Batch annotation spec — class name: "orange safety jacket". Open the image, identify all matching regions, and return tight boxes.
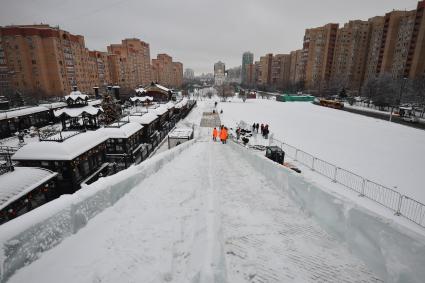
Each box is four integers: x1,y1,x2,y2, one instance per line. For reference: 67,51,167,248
213,128,218,137
220,128,228,140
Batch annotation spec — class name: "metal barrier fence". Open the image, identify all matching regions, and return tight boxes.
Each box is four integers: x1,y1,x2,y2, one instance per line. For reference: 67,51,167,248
269,137,425,228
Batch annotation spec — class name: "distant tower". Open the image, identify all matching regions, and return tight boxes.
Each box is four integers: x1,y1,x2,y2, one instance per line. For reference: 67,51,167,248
241,52,254,85
214,61,225,86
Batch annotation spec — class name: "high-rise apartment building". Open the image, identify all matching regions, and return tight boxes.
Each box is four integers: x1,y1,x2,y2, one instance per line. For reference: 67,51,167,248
246,63,255,87
88,50,111,89
241,51,253,85
375,11,416,78
330,20,370,94
151,54,183,88
364,16,385,82
107,38,151,89
405,0,425,78
258,53,273,86
0,25,93,96
172,62,183,88
214,61,225,86
270,54,291,90
289,49,303,84
302,23,339,92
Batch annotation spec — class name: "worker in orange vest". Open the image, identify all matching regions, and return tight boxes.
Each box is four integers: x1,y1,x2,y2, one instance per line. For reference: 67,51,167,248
220,126,228,144
212,127,218,141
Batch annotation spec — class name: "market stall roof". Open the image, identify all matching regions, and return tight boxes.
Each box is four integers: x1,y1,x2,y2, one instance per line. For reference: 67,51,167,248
130,96,153,103
151,105,168,116
54,106,103,118
122,112,158,125
174,98,188,109
0,106,49,121
65,90,89,101
101,122,143,139
164,101,175,110
0,167,57,210
39,102,68,110
12,130,108,161
154,84,170,92
135,87,146,94
168,127,193,139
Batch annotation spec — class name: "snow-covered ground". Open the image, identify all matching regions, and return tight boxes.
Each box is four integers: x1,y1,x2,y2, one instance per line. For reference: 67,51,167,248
8,131,382,283
4,99,425,283
218,98,425,204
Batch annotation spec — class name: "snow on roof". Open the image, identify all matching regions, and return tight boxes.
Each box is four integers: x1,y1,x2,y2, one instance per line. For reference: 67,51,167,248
174,98,188,109
155,84,170,92
151,105,168,116
130,96,153,102
12,130,108,161
169,127,193,139
88,99,102,106
65,90,89,101
0,167,57,210
39,102,68,109
135,87,146,93
164,101,175,109
101,122,143,139
122,112,158,125
54,106,103,118
0,106,49,121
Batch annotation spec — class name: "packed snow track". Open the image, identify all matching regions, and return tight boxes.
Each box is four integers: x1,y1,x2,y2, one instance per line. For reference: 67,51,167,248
9,133,381,282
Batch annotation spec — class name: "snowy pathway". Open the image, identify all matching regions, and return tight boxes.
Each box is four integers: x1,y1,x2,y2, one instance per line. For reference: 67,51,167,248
10,127,381,283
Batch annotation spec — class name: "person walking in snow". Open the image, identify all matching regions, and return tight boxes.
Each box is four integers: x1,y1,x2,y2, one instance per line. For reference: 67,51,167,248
255,123,259,133
260,124,264,136
264,124,269,139
220,126,227,144
252,123,256,133
212,127,218,141
236,127,241,140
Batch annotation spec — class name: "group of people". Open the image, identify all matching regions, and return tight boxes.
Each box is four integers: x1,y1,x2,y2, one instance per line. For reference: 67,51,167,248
252,123,270,139
212,125,228,144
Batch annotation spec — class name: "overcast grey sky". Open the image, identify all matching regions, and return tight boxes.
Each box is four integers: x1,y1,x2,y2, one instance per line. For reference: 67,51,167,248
0,0,419,75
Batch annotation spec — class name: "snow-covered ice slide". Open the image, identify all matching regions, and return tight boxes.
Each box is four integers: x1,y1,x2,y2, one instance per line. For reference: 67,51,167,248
9,137,382,282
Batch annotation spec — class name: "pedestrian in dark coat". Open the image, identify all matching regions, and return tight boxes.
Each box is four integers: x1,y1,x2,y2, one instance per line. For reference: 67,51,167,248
260,124,264,135
255,123,259,133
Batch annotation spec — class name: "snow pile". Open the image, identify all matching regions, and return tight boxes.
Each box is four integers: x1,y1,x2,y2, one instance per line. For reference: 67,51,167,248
0,140,196,282
229,141,425,283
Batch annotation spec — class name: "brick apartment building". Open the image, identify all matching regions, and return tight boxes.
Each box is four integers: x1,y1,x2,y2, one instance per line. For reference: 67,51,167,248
107,38,152,89
151,54,183,88
0,24,184,99
302,23,339,93
330,20,370,95
0,25,94,97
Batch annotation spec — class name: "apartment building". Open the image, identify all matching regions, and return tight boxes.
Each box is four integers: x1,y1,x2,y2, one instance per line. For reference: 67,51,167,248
270,54,291,90
172,62,183,88
289,49,303,84
405,0,425,78
88,50,111,89
107,38,151,89
364,16,385,82
0,25,93,97
151,54,183,88
330,20,370,94
241,51,254,85
258,53,273,87
302,23,339,92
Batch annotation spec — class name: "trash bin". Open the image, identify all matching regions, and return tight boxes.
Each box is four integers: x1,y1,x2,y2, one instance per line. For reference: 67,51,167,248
265,146,285,164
